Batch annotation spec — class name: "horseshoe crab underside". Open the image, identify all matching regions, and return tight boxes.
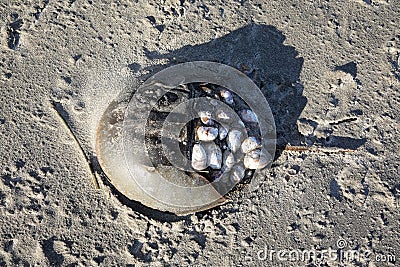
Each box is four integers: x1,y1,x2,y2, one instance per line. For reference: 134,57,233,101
95,62,276,215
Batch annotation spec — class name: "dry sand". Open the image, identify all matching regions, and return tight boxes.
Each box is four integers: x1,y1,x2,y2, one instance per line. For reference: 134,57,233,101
0,0,399,266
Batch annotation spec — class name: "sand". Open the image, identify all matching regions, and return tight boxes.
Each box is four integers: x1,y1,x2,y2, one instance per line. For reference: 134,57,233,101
0,0,399,266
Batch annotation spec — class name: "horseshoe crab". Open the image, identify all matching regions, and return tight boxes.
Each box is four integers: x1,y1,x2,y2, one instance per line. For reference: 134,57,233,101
96,62,276,215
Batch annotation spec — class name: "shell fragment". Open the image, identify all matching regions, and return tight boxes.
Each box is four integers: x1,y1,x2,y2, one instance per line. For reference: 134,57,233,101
230,164,245,184
203,142,222,169
197,126,218,141
198,111,213,125
223,150,235,172
191,143,208,170
244,149,271,169
219,125,228,140
227,129,243,153
241,137,262,154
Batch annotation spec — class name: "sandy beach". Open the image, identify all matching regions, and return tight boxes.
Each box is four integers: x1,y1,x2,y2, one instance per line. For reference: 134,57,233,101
0,0,399,266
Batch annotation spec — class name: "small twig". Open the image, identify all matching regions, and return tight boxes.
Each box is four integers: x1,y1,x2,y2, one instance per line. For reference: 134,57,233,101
278,145,355,154
328,117,357,126
49,100,100,189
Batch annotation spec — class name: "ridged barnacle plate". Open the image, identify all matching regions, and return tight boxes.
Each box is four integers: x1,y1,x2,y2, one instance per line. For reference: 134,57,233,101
96,61,276,215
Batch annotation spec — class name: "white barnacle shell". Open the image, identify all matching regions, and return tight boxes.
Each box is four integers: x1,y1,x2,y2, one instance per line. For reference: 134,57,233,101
241,137,262,154
227,129,243,153
198,111,213,125
220,89,234,105
223,150,235,172
244,149,272,170
203,142,222,169
230,164,245,184
239,109,258,123
219,125,229,140
191,143,208,170
197,126,218,141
